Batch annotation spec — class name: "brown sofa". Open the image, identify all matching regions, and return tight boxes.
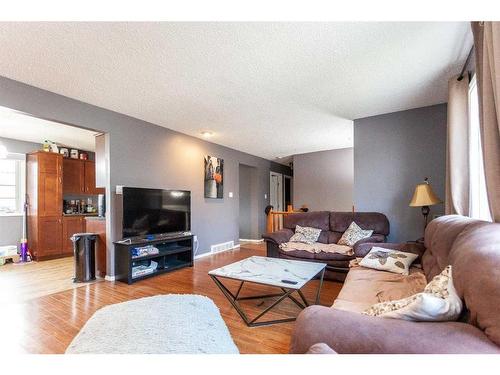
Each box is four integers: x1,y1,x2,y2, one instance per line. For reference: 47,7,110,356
290,215,500,354
262,211,390,281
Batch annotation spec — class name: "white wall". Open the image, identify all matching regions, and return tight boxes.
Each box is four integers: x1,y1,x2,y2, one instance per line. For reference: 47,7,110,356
293,148,354,212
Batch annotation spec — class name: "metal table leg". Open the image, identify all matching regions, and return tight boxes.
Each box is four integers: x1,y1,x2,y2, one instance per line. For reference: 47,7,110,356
210,267,327,327
315,268,326,305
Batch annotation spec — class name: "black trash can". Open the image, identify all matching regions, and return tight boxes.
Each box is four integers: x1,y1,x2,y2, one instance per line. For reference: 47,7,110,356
71,232,97,282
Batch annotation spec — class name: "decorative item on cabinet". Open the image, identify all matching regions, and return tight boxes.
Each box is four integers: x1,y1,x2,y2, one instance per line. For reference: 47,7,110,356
60,148,69,157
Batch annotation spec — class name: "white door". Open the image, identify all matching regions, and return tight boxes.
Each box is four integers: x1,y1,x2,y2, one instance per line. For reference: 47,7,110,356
270,172,283,211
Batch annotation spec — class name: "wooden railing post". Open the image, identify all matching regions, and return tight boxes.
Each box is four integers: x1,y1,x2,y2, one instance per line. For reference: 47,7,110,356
266,208,274,233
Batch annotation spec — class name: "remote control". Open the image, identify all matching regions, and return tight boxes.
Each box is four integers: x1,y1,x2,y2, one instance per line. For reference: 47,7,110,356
281,279,298,285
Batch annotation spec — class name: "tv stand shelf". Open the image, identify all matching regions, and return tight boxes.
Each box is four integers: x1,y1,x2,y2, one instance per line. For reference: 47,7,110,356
114,234,194,284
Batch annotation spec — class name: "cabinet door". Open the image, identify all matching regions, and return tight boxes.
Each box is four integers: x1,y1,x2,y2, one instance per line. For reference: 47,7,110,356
63,158,84,194
84,161,104,194
38,216,63,257
38,152,61,174
39,172,62,217
62,216,84,254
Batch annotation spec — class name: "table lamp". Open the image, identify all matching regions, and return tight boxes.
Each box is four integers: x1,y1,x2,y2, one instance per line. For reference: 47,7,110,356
409,177,442,233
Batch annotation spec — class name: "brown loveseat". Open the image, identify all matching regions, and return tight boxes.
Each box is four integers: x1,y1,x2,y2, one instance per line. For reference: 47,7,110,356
262,211,390,281
290,215,500,354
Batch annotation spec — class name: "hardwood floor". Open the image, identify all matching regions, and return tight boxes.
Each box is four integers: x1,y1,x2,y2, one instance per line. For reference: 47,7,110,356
0,243,342,354
0,256,101,304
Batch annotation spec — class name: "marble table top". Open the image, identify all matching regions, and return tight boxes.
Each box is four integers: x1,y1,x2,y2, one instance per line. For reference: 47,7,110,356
208,256,326,290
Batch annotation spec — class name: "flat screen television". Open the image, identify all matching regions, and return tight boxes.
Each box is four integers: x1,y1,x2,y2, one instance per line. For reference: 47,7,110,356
122,187,191,238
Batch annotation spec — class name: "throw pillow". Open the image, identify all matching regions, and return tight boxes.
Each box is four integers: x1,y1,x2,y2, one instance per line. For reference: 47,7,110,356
363,265,463,322
289,225,322,245
359,247,418,275
337,221,373,246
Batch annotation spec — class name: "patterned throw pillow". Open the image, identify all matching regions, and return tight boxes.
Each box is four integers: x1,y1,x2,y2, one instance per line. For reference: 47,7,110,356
337,221,373,246
359,247,418,275
363,265,463,322
289,225,322,245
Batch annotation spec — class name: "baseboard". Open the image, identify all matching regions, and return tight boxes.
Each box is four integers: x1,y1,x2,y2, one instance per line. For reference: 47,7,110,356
194,244,241,260
104,275,116,281
239,238,264,243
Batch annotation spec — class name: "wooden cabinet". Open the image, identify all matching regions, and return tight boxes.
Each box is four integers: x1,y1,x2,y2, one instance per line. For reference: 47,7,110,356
84,160,104,194
62,216,84,255
63,159,104,195
27,152,105,261
38,216,63,257
63,158,85,194
27,152,64,260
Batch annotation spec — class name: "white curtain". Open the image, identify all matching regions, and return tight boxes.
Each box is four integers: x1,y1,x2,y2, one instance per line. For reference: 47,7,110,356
445,75,470,216
471,21,500,222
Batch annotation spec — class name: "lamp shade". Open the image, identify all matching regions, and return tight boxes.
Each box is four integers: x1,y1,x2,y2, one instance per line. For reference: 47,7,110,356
409,182,441,207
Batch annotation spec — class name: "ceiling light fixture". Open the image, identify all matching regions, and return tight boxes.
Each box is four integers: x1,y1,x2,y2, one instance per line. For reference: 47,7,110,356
200,131,213,138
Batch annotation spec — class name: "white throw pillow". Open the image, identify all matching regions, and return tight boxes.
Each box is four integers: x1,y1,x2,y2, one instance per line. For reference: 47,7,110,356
290,225,321,245
289,225,322,245
359,247,418,275
363,265,463,322
337,221,373,247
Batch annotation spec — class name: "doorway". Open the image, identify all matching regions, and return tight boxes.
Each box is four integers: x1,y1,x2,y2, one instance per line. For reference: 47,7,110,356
239,164,259,241
270,171,283,211
284,175,293,210
0,105,109,302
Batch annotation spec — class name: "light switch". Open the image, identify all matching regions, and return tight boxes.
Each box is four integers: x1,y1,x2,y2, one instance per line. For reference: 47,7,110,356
116,185,123,194
264,193,267,199
228,192,233,198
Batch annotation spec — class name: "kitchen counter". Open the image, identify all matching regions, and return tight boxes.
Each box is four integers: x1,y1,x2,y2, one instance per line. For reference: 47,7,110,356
84,216,106,221
63,213,99,217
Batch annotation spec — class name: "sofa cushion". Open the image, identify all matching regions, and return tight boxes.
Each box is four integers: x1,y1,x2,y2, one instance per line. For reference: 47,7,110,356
278,247,353,262
448,219,500,347
330,212,389,236
326,231,342,244
338,221,373,246
363,265,463,322
332,266,427,313
289,225,322,244
359,247,419,275
422,215,475,280
283,211,330,231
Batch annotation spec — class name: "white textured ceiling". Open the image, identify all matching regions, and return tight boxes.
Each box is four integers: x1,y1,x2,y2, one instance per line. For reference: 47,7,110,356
0,22,472,161
0,106,98,151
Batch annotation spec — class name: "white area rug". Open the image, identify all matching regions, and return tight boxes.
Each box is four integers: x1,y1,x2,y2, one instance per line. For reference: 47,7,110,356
66,294,239,354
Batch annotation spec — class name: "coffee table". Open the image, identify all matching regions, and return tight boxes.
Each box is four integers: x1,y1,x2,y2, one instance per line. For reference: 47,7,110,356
209,256,326,327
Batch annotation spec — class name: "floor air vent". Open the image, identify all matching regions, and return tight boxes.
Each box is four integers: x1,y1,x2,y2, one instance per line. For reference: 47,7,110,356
210,241,235,254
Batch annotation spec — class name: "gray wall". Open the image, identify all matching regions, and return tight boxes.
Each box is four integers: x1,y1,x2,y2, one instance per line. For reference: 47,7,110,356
354,104,447,242
0,137,40,246
0,76,284,275
293,148,354,212
238,164,259,240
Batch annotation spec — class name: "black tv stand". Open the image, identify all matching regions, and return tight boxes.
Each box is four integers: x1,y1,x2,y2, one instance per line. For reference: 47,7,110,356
114,233,194,284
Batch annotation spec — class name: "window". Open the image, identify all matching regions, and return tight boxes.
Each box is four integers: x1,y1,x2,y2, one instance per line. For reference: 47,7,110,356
0,154,25,215
468,75,492,221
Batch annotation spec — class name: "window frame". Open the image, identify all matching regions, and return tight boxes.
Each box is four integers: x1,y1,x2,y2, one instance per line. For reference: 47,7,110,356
0,153,26,216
